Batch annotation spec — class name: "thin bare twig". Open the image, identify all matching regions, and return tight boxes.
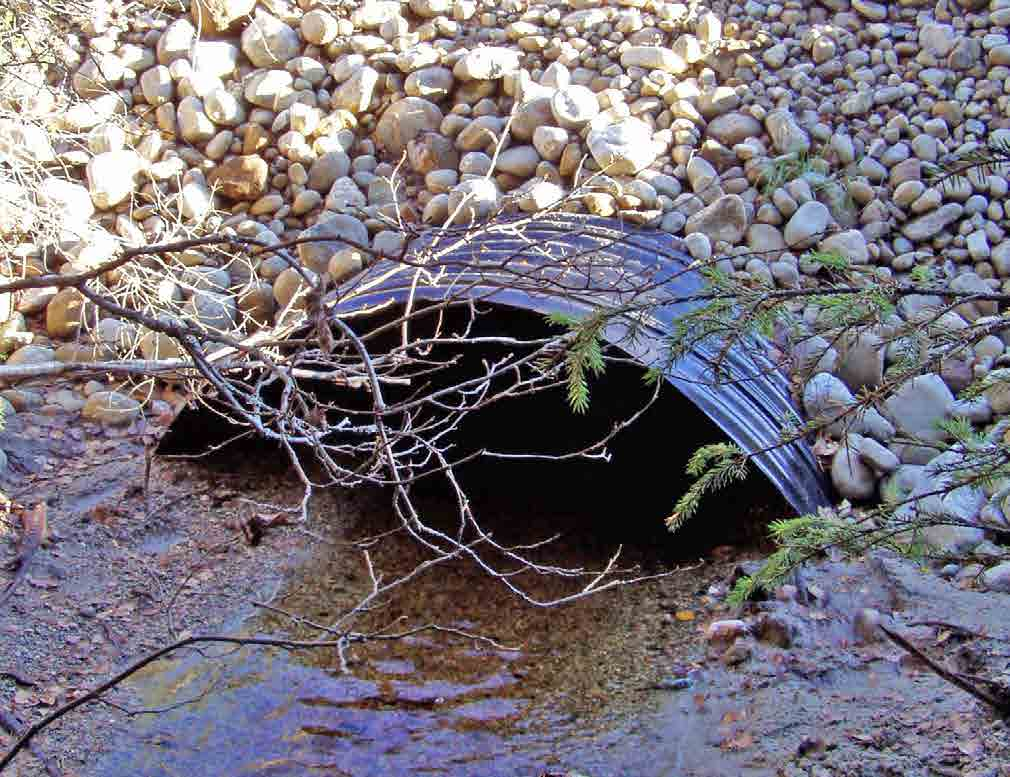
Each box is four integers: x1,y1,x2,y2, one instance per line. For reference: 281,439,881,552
879,624,1010,715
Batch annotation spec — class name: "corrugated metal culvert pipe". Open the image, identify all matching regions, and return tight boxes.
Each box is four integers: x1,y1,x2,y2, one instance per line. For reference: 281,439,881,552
331,213,832,518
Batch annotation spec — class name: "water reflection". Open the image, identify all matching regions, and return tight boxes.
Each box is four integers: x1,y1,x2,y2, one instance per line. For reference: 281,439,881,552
96,626,639,776
116,647,544,775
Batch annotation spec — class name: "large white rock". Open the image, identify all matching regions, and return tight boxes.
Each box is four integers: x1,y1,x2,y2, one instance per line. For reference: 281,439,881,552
73,53,126,99
765,110,811,155
447,178,502,225
178,70,225,101
273,266,317,310
550,85,600,129
325,178,367,212
784,201,832,249
241,11,301,68
586,117,657,175
509,96,552,141
919,22,956,57
332,66,379,113
453,47,522,80
69,225,120,271
620,46,688,74
982,562,1010,593
177,96,217,143
405,66,454,100
895,451,986,551
0,181,34,236
410,0,452,16
684,194,748,244
883,374,955,464
156,19,196,65
308,151,352,192
350,1,402,29
819,229,869,265
204,88,246,125
397,45,442,73
38,178,95,227
517,180,566,212
830,435,878,501
533,126,568,162
57,94,126,133
86,150,146,210
375,97,444,155
186,290,237,331
243,69,295,110
301,9,339,45
180,173,214,221
686,156,719,195
140,65,173,106
901,203,963,242
706,112,762,146
495,145,540,177
0,118,55,164
696,11,722,44
328,248,365,282
191,41,241,80
672,34,704,64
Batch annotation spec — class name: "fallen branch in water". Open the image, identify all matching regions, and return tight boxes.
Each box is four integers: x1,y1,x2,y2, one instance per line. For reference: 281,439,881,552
905,620,1010,642
879,624,1010,715
0,633,345,771
0,619,517,771
0,711,61,777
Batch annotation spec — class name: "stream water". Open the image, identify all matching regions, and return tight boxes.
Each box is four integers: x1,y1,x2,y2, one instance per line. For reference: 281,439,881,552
89,483,769,777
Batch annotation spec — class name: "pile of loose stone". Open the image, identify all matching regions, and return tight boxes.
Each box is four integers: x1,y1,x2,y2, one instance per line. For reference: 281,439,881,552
4,0,1010,579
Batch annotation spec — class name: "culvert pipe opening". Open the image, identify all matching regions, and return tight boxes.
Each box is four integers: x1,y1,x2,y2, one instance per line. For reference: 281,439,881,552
159,302,819,563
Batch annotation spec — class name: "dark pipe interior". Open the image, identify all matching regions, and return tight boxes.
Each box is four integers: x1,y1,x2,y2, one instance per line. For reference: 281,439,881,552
159,307,788,562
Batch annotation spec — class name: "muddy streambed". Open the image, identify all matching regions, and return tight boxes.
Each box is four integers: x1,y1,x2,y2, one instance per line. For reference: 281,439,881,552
84,472,1010,777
